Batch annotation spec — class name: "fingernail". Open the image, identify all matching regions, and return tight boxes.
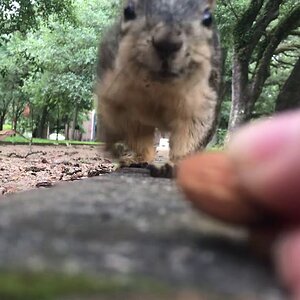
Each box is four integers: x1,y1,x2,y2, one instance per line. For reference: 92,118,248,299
228,113,300,165
227,112,300,217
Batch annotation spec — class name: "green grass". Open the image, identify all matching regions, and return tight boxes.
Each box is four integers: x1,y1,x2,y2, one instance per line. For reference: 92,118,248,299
0,272,169,300
207,146,223,151
3,124,12,130
2,135,102,146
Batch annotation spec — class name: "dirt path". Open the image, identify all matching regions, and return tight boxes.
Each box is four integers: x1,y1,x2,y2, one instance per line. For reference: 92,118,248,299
0,144,114,195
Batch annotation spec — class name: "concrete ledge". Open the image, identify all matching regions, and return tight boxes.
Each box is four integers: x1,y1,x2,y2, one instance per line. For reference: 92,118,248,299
0,171,285,299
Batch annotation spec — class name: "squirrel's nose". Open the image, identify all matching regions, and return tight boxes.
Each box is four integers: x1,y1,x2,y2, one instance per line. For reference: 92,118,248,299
152,37,183,59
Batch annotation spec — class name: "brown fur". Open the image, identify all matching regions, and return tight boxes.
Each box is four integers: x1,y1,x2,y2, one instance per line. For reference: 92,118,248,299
96,0,222,164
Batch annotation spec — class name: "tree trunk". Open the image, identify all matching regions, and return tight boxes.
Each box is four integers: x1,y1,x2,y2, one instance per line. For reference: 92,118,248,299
36,105,48,139
71,103,79,140
276,57,300,112
0,114,5,131
12,109,19,132
228,52,252,133
13,118,17,132
65,122,70,140
11,98,15,130
56,107,60,141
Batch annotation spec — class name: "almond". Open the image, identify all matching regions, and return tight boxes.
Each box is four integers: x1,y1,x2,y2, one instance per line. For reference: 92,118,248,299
177,152,270,226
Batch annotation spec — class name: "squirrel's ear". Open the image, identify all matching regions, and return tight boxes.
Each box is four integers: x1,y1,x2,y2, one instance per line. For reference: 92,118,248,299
207,0,216,9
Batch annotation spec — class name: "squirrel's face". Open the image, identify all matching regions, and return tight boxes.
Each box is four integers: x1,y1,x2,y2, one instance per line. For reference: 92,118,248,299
118,0,216,82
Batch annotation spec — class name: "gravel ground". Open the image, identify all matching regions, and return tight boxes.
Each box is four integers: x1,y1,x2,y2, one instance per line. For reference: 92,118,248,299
0,144,114,195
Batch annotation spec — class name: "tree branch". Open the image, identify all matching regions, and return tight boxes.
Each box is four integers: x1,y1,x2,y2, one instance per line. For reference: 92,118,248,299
247,0,284,55
251,5,300,101
236,0,284,61
290,30,300,37
273,57,295,67
234,0,265,52
274,44,300,55
220,0,239,19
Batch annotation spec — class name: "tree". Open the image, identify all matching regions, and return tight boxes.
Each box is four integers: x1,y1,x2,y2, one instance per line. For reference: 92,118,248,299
0,34,30,130
215,0,300,137
0,0,74,36
227,0,300,133
18,0,117,138
22,21,96,138
0,0,75,132
275,56,300,112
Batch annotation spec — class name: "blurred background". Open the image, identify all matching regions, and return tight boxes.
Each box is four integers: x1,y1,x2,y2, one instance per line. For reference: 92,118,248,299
0,0,299,145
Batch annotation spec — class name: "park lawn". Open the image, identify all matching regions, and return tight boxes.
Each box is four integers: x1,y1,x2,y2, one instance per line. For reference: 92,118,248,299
0,272,169,300
3,124,13,130
2,135,101,146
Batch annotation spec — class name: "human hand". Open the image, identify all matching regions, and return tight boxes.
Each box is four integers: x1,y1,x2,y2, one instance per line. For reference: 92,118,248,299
177,110,300,298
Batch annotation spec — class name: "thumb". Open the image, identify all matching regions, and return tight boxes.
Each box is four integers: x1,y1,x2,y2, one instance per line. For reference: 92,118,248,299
227,111,300,222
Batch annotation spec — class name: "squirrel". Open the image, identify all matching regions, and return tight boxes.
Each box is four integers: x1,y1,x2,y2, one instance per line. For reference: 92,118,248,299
96,0,222,175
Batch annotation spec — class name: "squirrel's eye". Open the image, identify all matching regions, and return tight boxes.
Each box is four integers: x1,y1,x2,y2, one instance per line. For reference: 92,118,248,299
202,9,213,27
124,2,136,21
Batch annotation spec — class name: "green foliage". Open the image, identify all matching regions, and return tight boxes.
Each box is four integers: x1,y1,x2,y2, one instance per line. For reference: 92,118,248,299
0,33,30,129
22,19,97,126
2,135,101,145
0,0,117,138
219,101,231,129
3,124,12,130
0,0,299,144
215,0,249,48
215,128,227,147
0,0,74,35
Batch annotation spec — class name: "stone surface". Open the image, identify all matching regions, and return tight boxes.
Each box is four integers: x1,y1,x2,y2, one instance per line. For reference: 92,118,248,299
0,169,285,299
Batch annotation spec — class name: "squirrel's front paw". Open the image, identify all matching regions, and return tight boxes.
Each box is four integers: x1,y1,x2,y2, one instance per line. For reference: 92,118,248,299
120,162,149,169
147,163,176,179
